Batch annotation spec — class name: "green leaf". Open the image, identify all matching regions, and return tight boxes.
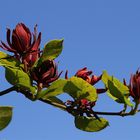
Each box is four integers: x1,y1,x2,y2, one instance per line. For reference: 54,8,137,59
38,77,97,102
102,71,133,106
37,39,63,66
64,77,97,102
75,116,109,132
0,51,21,68
0,106,13,131
5,67,36,94
37,79,67,99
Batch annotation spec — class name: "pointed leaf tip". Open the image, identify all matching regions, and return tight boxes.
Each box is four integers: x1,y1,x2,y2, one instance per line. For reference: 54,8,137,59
37,39,64,66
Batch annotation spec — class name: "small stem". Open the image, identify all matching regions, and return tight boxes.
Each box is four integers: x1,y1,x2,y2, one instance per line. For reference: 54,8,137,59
37,83,43,92
93,111,130,116
129,100,139,115
67,108,134,117
39,98,67,110
0,86,16,96
1,86,66,110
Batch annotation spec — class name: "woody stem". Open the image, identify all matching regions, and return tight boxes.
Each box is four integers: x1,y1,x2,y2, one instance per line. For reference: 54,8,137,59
0,86,16,96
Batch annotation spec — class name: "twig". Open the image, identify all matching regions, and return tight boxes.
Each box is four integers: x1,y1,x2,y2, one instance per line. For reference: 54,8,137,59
0,86,16,96
39,98,67,110
93,111,130,116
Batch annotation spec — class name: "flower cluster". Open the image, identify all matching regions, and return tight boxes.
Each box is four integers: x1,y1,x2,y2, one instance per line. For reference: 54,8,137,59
1,22,140,133
0,23,60,89
0,23,41,69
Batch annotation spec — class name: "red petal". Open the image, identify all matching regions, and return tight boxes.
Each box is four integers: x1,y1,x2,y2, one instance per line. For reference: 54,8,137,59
31,32,41,51
1,41,16,52
6,28,12,47
15,23,31,49
12,32,23,53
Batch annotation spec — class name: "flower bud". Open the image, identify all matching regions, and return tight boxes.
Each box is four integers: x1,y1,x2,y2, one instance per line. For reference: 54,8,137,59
75,67,101,85
129,70,140,103
31,60,62,88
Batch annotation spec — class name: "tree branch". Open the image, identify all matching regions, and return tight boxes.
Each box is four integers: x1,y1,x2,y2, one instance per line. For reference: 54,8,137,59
39,98,67,110
0,87,138,117
93,111,130,116
0,86,16,96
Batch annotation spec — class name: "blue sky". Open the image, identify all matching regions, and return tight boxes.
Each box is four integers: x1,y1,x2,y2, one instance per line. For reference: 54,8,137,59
0,0,140,139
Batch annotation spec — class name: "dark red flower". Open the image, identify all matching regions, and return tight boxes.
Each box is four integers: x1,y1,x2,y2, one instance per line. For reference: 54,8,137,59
65,99,97,118
75,67,101,85
22,25,41,68
0,23,41,66
129,70,140,103
31,60,62,88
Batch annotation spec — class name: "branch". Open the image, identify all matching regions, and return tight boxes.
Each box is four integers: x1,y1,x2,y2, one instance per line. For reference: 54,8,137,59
93,111,130,116
0,86,16,96
39,98,67,110
67,108,137,117
0,87,138,117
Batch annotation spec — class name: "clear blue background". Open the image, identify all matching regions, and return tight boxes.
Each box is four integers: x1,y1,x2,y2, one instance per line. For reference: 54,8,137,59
0,0,140,139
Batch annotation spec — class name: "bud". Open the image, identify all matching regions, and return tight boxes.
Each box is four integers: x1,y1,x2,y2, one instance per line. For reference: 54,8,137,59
75,67,101,85
129,70,140,103
31,60,62,88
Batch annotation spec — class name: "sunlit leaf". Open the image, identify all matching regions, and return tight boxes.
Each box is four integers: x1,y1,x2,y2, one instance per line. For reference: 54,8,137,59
0,51,21,68
37,79,67,99
0,106,13,131
75,116,109,132
37,39,63,66
64,77,97,102
5,67,36,94
102,71,133,106
38,77,97,102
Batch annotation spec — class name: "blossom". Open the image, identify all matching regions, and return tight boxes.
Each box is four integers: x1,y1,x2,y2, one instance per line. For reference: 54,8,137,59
0,23,41,66
65,99,97,118
22,25,41,68
75,67,101,85
31,60,62,88
129,70,140,103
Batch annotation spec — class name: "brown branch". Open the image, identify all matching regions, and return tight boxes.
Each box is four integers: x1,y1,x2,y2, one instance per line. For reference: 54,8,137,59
0,87,138,117
93,111,130,116
66,107,136,117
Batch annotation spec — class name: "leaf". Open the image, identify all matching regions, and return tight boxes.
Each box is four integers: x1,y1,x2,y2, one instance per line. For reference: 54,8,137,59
5,67,36,94
0,106,13,131
64,77,97,102
75,116,109,132
0,51,21,68
37,79,67,99
102,71,133,106
37,39,63,66
38,77,97,102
